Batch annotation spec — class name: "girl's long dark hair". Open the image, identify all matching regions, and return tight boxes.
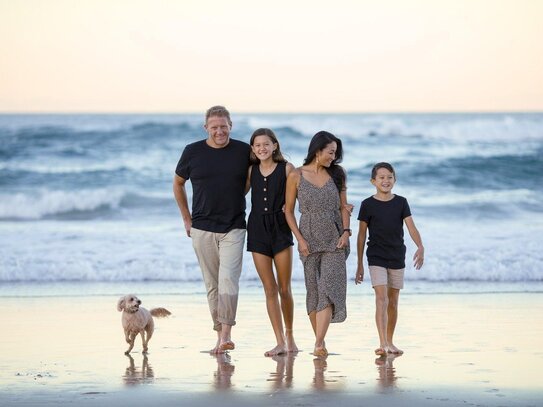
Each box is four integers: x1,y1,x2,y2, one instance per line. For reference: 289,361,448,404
303,130,345,192
249,128,287,164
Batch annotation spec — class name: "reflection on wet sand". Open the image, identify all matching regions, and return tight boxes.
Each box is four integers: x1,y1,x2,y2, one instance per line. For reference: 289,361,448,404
212,353,235,390
267,354,295,390
375,353,401,391
312,356,346,392
312,356,328,391
123,354,154,386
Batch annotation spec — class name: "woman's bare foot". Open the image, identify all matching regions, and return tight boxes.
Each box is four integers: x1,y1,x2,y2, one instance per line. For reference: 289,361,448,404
264,344,287,357
387,343,403,354
313,346,328,357
285,330,299,353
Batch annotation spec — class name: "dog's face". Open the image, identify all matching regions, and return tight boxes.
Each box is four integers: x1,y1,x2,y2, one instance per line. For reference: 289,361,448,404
117,294,142,313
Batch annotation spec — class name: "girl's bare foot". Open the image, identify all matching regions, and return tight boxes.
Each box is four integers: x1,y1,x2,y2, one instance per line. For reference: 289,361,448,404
374,347,387,356
264,344,287,357
285,329,299,353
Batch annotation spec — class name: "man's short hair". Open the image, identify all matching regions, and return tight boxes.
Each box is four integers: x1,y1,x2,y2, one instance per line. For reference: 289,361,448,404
205,105,232,126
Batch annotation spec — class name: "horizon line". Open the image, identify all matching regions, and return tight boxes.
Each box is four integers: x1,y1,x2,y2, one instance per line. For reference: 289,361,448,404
1,109,542,115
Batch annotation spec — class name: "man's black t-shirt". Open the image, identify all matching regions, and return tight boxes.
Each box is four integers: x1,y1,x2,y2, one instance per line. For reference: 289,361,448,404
175,139,250,233
357,195,412,269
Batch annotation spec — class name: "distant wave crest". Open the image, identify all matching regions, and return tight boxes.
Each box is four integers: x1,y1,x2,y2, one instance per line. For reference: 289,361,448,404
0,189,127,219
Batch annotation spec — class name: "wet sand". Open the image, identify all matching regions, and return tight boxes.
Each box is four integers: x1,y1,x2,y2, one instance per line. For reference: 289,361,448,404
1,282,542,406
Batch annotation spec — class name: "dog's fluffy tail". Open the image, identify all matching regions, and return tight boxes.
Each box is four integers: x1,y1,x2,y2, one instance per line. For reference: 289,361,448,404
150,308,172,318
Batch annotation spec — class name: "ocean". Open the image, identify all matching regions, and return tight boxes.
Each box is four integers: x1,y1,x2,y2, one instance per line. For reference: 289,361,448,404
1,113,542,291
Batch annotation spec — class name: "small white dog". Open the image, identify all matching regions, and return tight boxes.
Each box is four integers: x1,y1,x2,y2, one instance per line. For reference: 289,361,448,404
117,294,171,354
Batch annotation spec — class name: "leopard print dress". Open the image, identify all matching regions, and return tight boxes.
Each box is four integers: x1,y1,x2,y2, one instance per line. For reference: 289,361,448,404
297,174,347,323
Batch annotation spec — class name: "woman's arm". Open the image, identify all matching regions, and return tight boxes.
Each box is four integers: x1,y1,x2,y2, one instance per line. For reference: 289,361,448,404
337,186,350,249
337,169,350,249
284,168,310,257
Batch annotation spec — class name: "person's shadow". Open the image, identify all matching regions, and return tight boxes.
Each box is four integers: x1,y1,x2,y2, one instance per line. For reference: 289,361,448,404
375,353,401,391
123,354,154,386
267,354,295,390
212,353,235,390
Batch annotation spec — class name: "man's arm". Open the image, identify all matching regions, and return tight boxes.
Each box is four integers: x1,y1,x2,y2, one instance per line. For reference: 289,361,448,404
173,174,192,237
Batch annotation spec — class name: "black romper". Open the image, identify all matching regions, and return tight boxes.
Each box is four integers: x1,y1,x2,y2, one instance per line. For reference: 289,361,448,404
247,161,294,257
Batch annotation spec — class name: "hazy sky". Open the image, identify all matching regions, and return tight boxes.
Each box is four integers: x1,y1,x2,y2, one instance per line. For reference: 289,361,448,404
1,0,542,112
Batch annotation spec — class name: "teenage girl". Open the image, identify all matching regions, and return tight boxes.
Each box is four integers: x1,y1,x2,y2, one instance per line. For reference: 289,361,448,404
246,128,298,356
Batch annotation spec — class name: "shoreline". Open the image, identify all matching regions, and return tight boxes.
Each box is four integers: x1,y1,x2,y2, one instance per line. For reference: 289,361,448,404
1,280,542,298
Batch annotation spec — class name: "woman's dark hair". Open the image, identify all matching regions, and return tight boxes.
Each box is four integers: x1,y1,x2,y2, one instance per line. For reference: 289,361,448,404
371,162,395,179
249,128,287,164
303,130,345,191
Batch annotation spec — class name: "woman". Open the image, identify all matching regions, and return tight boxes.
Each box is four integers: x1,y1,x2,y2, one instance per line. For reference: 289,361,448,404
284,130,351,357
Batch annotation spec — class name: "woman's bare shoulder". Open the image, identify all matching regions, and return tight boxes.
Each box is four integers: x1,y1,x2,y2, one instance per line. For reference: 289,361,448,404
285,161,296,175
287,166,302,182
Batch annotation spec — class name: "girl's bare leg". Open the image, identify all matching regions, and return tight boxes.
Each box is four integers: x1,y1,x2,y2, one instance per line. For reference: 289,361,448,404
274,247,298,352
253,252,287,356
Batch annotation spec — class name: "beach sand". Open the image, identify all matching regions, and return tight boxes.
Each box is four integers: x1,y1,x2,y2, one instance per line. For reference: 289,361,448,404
1,281,542,407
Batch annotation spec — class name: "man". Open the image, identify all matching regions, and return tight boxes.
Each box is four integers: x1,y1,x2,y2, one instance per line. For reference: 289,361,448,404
173,105,250,354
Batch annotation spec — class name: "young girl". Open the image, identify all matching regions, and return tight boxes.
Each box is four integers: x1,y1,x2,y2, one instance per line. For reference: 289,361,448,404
355,162,424,356
246,128,298,356
284,131,351,357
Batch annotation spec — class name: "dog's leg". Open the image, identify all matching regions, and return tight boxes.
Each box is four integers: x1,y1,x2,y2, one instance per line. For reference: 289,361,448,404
125,333,136,355
142,326,153,353
139,332,146,354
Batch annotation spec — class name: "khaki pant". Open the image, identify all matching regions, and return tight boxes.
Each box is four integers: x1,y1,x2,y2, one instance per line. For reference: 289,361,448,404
191,228,245,331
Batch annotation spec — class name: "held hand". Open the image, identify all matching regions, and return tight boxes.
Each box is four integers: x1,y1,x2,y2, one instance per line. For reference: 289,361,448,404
355,265,364,284
343,203,354,216
336,232,349,249
413,247,424,270
298,239,310,257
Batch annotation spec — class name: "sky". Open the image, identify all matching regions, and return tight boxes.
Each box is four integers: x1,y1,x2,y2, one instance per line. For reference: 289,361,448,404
1,0,542,113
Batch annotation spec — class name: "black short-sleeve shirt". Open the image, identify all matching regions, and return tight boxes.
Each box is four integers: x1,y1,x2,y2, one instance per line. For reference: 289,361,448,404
175,139,250,233
357,195,412,269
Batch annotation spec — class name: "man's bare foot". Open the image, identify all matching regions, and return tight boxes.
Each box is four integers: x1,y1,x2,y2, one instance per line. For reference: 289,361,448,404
387,344,403,354
210,345,226,354
219,340,235,351
264,344,287,357
285,330,299,353
209,337,221,354
209,336,229,354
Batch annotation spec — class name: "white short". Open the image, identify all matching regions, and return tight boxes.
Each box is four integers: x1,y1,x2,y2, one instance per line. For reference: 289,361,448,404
369,265,405,289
